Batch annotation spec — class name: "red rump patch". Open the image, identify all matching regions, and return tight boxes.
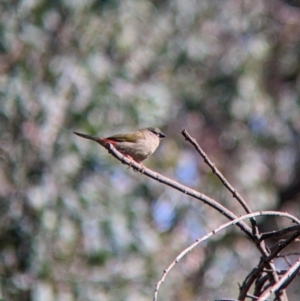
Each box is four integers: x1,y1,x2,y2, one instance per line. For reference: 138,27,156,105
99,138,117,145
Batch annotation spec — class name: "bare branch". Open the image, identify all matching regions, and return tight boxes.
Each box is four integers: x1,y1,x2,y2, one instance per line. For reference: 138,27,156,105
260,225,300,241
181,129,252,215
153,211,300,301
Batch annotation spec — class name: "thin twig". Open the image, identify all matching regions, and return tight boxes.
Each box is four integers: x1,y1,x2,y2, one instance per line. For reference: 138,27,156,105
278,252,300,258
181,129,252,215
260,225,300,241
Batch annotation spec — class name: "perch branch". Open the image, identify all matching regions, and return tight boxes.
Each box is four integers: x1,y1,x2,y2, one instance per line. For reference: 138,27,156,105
105,143,253,237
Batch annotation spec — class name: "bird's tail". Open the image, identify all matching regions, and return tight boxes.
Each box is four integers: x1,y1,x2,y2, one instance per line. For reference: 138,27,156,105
73,132,101,143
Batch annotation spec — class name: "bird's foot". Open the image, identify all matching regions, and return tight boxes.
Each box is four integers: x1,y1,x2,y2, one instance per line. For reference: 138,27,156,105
138,163,145,173
123,156,144,173
125,156,133,169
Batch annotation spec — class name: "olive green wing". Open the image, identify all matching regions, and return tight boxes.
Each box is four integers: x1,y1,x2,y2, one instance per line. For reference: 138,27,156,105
106,130,145,143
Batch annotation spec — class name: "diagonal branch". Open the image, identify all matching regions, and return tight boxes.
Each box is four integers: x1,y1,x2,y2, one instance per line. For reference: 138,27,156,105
260,225,300,241
105,143,253,237
181,129,252,215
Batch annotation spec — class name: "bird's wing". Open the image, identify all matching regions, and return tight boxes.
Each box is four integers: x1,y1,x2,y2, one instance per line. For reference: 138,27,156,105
106,130,145,143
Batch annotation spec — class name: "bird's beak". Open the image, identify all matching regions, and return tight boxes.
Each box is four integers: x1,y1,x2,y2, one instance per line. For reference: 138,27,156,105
159,132,166,138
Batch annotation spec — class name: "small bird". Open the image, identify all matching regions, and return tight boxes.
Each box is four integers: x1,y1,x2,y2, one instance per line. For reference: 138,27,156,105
73,127,166,163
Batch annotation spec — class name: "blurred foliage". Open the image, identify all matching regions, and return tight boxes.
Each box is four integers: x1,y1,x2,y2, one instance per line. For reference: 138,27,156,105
0,0,300,300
